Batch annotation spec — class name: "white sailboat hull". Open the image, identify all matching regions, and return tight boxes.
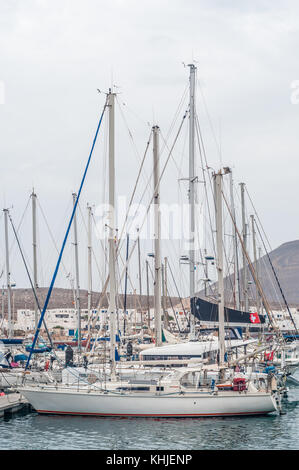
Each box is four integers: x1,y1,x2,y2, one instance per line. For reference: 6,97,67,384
20,386,278,418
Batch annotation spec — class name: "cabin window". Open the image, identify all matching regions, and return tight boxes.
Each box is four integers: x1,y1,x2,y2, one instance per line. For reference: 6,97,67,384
116,386,150,391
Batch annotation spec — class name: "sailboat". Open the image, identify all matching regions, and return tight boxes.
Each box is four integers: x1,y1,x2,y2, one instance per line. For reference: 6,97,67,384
19,75,279,417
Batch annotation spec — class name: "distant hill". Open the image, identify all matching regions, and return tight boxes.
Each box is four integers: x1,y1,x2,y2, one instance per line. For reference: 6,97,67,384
2,240,299,315
0,287,180,314
254,240,299,307
197,240,299,309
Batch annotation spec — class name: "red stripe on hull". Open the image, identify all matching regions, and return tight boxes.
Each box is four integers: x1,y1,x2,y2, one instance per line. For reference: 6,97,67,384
36,409,272,417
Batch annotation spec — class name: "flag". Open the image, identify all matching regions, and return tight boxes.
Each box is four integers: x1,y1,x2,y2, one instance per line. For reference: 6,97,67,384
249,312,261,324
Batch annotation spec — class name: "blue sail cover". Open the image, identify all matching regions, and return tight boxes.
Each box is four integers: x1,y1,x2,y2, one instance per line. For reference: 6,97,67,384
191,297,266,325
25,345,52,353
1,338,24,345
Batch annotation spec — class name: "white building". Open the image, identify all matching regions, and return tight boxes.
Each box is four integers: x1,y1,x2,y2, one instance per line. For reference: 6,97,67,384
14,308,102,333
1,306,190,336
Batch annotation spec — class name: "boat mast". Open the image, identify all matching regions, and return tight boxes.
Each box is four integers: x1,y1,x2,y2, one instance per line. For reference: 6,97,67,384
188,63,197,340
107,89,117,377
251,214,261,315
137,228,143,337
240,182,249,311
87,204,93,322
162,256,170,330
146,259,150,331
31,189,39,330
258,246,262,316
228,171,240,310
214,170,226,371
3,209,12,338
72,192,81,352
123,233,129,336
153,124,162,347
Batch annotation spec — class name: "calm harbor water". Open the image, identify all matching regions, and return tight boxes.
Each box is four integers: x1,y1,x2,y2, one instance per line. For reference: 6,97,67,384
1,382,299,450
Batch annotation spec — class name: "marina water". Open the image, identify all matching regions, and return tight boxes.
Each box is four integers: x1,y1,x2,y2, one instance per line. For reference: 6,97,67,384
1,373,299,450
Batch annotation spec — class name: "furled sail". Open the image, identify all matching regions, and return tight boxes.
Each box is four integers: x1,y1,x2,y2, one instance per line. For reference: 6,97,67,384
191,297,266,325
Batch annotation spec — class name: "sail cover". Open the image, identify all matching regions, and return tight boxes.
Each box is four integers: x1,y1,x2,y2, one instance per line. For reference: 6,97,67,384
191,297,266,325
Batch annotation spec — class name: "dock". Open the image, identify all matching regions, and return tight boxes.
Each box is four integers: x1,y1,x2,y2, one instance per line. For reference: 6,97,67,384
0,393,28,417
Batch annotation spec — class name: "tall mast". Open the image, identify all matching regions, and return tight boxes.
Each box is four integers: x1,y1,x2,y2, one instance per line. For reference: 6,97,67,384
188,63,196,340
146,259,150,331
251,214,261,315
31,189,39,330
153,125,162,347
1,286,4,330
87,204,93,319
240,183,249,311
161,262,165,327
123,233,129,335
3,209,12,338
214,171,226,370
137,228,142,299
258,247,262,316
107,89,117,377
137,228,143,337
162,256,169,330
72,192,81,352
228,171,240,310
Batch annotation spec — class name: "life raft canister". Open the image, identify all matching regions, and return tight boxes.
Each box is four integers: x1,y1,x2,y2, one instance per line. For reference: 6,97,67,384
233,377,247,391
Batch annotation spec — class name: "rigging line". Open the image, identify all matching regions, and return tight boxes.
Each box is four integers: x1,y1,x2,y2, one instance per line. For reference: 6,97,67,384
91,212,109,306
37,198,74,289
123,234,129,335
117,246,143,313
154,82,189,161
222,190,283,339
85,275,110,351
157,85,189,172
197,78,222,161
115,87,188,275
195,114,218,297
120,98,185,250
116,97,152,189
36,202,44,288
147,258,155,283
243,187,287,313
0,196,31,275
86,109,188,347
100,112,108,223
228,177,241,308
118,110,189,287
220,184,235,299
254,219,298,335
258,254,285,313
147,132,187,276
85,268,117,351
116,256,124,311
244,186,273,252
178,118,189,173
165,283,181,333
165,83,189,142
159,130,182,175
195,114,217,257
77,202,105,287
8,212,54,350
25,98,108,370
167,260,188,320
116,130,152,252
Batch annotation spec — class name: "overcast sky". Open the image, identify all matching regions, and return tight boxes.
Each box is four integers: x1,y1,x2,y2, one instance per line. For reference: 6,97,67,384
1,0,299,296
